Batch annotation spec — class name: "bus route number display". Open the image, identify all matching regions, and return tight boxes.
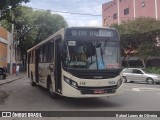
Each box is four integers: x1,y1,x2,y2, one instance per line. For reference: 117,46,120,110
70,29,114,37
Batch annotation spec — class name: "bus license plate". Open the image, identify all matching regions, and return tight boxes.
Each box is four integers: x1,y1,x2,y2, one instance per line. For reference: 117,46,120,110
94,90,105,94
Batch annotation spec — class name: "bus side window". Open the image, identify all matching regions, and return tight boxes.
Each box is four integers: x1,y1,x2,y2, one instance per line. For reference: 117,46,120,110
43,44,50,63
50,40,54,62
29,52,32,63
30,51,35,63
33,50,35,63
39,48,43,63
28,52,31,63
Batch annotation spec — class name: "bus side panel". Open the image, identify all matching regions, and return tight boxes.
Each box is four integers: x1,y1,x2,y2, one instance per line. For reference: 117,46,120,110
29,63,36,82
38,63,50,88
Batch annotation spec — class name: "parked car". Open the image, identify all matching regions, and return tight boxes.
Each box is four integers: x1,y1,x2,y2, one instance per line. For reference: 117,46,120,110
121,68,160,84
0,67,7,80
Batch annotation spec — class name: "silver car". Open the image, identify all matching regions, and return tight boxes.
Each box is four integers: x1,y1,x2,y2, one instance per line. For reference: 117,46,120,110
121,68,160,84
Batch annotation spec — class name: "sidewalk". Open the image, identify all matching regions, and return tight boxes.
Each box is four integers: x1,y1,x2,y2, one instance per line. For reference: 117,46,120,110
0,72,27,86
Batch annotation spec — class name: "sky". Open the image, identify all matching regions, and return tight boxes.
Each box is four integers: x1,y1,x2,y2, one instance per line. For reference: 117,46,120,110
23,0,111,27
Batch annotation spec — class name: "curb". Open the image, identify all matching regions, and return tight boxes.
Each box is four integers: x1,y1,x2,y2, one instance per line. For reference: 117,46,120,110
0,75,27,86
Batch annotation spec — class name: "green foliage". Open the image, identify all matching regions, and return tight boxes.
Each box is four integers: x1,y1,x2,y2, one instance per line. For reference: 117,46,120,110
146,67,160,74
137,43,155,68
17,6,68,56
138,43,154,57
0,0,29,20
112,17,160,35
0,20,11,32
1,6,68,61
111,17,160,68
32,10,67,44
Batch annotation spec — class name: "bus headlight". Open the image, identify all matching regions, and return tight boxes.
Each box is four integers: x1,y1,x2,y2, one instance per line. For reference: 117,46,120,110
64,76,78,89
117,78,123,88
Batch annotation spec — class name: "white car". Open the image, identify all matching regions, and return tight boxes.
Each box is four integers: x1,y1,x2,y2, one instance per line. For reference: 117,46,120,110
121,68,160,84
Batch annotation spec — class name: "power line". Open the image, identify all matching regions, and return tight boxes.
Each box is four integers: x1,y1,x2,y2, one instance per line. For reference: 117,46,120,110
31,7,135,19
32,7,102,16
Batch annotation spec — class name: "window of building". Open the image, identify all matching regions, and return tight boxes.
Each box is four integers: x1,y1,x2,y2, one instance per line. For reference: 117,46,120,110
124,8,129,15
141,0,145,7
113,13,117,19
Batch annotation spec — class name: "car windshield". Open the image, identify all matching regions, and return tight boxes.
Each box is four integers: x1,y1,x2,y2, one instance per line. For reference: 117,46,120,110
63,40,121,70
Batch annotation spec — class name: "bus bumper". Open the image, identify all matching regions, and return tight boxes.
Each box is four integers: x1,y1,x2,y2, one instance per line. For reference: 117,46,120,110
61,82,124,98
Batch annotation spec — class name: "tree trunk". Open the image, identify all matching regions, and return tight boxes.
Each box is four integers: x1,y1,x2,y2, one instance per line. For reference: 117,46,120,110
142,58,146,68
127,57,130,68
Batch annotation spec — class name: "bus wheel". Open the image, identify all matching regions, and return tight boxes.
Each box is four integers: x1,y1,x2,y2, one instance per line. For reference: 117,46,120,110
31,72,36,86
48,81,59,99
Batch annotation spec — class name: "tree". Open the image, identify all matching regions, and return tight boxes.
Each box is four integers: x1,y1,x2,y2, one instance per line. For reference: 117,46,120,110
32,10,67,44
137,43,154,68
0,0,29,20
111,17,160,68
1,6,68,70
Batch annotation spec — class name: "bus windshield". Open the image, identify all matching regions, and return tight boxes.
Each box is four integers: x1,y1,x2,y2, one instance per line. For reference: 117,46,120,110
63,40,121,70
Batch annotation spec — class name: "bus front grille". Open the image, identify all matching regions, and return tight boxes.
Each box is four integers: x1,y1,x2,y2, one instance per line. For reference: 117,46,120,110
78,85,117,94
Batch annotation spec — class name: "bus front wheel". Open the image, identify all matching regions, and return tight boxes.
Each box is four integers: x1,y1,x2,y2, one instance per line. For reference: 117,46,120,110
48,80,59,99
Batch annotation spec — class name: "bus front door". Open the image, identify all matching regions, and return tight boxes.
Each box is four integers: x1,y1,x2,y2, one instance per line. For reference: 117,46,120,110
55,39,62,93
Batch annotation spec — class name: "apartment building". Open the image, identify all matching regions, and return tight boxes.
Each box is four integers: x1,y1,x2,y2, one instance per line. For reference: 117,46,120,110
102,0,160,26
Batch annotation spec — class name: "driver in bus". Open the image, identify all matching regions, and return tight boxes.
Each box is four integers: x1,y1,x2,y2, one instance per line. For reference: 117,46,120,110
74,46,87,61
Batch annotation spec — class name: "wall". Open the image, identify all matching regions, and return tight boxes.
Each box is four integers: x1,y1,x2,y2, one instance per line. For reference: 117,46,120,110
0,42,7,67
0,27,8,68
135,0,155,18
102,0,160,26
0,27,8,40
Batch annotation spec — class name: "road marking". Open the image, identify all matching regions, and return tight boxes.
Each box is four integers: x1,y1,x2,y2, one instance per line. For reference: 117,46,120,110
132,88,140,92
125,87,160,92
138,88,160,92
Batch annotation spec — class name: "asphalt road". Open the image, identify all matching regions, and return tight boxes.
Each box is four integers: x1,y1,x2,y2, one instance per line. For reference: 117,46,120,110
0,77,160,119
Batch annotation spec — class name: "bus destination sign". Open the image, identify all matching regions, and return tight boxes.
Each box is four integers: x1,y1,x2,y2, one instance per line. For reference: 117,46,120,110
66,29,116,38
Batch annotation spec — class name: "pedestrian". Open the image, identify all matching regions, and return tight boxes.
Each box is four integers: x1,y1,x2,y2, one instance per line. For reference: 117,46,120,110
16,65,20,76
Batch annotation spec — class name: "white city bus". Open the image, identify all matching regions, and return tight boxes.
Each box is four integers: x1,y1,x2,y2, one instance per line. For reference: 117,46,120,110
27,27,123,98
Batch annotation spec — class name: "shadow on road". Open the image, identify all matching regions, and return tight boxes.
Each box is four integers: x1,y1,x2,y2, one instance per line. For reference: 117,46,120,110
36,86,124,109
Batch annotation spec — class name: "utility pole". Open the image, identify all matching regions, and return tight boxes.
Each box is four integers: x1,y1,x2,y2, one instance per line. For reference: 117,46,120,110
133,0,136,20
10,23,14,74
117,0,120,25
155,0,158,20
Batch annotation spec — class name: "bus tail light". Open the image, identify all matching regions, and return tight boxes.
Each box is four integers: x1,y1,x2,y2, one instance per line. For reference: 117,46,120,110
64,76,78,89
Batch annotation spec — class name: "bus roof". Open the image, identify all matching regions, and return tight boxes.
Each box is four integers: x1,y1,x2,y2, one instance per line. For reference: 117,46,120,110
27,27,119,53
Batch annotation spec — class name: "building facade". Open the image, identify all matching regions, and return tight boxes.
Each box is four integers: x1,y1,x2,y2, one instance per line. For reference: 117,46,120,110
0,27,10,68
0,26,21,74
102,0,160,26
